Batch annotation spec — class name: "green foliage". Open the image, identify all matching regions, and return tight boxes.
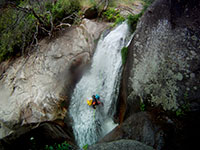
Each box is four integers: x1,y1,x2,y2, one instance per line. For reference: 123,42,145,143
0,0,153,62
114,16,125,25
52,0,70,21
83,144,88,150
121,47,128,65
184,92,188,100
103,8,125,26
103,8,118,21
176,92,190,117
127,13,142,33
181,103,190,112
89,0,96,7
52,0,80,23
0,8,36,62
127,0,154,33
45,141,71,150
140,102,145,111
0,0,81,62
176,108,184,117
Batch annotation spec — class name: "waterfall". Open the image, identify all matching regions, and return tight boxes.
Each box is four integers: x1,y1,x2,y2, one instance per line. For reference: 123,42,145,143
69,22,131,147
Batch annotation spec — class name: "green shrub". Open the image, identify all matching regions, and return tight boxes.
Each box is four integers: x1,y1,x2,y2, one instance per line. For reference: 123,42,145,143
127,13,142,33
52,0,80,23
176,108,184,117
127,0,154,33
103,8,118,21
140,102,145,111
45,141,71,150
0,0,81,62
175,92,190,117
103,8,125,25
89,0,96,7
121,47,128,65
0,8,36,62
83,144,88,150
114,15,125,25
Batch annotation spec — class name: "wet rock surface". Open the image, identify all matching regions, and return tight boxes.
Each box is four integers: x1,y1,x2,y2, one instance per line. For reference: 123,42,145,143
0,19,108,139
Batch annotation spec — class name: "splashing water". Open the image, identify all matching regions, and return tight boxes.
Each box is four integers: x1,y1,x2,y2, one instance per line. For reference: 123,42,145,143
69,22,131,147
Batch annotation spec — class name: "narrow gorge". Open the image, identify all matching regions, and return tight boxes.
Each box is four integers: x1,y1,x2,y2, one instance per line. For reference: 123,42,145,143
0,0,199,150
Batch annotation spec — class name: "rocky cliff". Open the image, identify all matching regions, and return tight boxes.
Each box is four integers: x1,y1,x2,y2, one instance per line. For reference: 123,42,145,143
123,0,200,115
0,19,108,139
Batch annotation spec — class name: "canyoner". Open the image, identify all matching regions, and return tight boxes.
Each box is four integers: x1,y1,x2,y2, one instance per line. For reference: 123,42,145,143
87,94,103,109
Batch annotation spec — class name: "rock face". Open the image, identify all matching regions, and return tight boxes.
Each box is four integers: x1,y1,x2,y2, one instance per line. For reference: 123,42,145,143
99,112,164,149
0,122,77,150
0,19,108,138
118,0,200,119
111,0,200,149
88,139,154,150
118,0,144,17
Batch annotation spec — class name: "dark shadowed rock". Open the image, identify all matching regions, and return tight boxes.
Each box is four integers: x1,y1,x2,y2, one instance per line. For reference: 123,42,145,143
0,121,77,150
84,7,98,19
88,139,154,150
99,112,164,149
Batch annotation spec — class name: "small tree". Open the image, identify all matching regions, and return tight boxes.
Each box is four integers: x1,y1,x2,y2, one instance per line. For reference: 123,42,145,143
0,0,81,62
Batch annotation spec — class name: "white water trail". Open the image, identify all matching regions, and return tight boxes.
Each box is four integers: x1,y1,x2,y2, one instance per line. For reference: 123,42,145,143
69,22,130,147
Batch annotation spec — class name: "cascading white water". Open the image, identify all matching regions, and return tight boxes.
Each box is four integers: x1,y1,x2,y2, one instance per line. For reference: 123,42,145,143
69,22,131,147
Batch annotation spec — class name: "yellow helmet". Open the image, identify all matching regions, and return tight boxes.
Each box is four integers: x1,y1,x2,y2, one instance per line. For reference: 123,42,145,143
87,99,93,106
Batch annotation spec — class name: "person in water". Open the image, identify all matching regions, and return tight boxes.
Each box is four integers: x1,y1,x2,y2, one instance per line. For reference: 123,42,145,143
92,94,102,109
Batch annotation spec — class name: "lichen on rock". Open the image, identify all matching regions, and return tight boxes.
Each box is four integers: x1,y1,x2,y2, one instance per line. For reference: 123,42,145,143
122,0,200,115
129,20,181,110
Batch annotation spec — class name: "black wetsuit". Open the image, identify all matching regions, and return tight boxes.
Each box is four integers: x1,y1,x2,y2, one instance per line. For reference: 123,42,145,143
92,96,98,109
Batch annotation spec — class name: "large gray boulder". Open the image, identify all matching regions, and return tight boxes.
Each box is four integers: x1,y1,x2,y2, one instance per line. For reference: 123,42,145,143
88,139,154,150
118,0,200,119
0,19,108,138
98,112,164,149
114,0,200,149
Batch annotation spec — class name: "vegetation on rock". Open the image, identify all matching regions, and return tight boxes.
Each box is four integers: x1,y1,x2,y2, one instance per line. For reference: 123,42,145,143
121,47,128,65
102,8,125,25
45,141,73,150
0,0,81,62
0,0,151,63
